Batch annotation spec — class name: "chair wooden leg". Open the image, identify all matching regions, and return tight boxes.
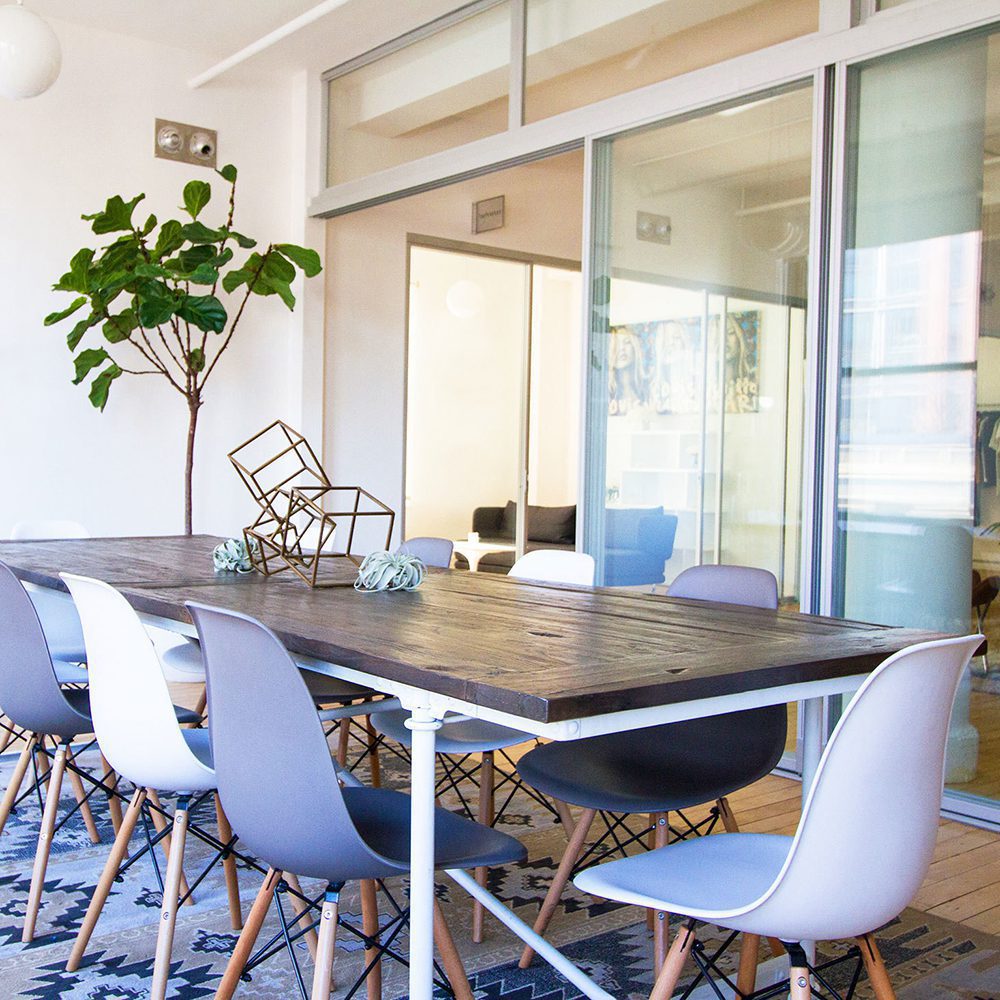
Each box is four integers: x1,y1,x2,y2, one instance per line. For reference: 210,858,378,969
858,934,897,1000
284,872,319,962
554,798,576,840
150,802,190,1000
147,789,193,905
310,886,340,1000
361,878,382,1000
433,896,473,1000
364,715,381,787
194,686,208,719
0,733,36,836
23,742,68,942
66,747,101,844
736,933,760,997
650,922,696,1000
472,750,495,943
99,753,123,834
519,806,597,968
652,813,669,974
336,718,351,767
67,788,147,971
790,963,812,999
215,794,242,930
36,736,51,784
215,868,281,1000
0,719,14,754
717,796,740,833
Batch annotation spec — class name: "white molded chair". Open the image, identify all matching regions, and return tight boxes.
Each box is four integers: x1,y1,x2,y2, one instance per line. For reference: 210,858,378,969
10,520,90,679
574,634,983,1000
396,536,454,569
61,573,243,1000
509,549,596,586
370,547,595,941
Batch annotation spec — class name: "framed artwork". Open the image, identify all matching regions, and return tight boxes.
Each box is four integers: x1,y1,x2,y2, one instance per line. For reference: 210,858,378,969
609,310,760,416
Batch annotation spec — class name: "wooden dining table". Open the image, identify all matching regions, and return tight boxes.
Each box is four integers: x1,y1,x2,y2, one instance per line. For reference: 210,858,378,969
0,534,949,1000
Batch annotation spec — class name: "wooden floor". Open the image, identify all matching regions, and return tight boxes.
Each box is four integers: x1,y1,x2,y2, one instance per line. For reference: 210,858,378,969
730,773,1000,936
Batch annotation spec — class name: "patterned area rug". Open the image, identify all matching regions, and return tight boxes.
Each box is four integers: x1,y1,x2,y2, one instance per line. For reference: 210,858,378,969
0,740,998,999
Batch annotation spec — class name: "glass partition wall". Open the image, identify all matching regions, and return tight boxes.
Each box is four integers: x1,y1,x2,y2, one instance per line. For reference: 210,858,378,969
587,84,813,602
834,28,1000,818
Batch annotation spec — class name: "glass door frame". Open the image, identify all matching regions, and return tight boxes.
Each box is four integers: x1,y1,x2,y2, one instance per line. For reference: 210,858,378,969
403,235,582,557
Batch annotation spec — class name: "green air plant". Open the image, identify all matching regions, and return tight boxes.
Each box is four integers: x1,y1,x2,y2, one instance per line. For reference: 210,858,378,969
44,164,321,535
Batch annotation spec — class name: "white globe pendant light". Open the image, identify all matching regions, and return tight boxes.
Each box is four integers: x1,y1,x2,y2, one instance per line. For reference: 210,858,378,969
0,1,61,100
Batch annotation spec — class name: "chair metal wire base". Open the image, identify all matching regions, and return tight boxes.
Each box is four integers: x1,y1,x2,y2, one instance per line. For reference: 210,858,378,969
679,927,865,1000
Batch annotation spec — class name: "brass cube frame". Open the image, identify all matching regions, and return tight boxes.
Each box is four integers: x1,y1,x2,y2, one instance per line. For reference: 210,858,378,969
229,422,396,588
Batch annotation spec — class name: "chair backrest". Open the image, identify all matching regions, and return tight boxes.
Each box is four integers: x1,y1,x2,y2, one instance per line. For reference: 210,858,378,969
0,561,91,740
187,601,393,881
669,564,779,610
745,634,982,942
60,574,215,793
396,536,454,569
509,550,596,586
10,520,89,540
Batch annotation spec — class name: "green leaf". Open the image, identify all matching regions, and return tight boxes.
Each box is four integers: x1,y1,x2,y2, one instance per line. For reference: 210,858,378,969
44,296,87,326
168,243,216,274
188,347,206,372
67,314,99,350
185,263,220,285
262,252,295,284
181,221,226,244
137,295,176,327
275,244,322,277
72,347,109,385
88,363,122,411
217,163,237,183
177,294,227,333
140,213,158,236
182,180,211,220
103,309,137,344
134,262,173,280
229,231,256,249
154,220,185,259
54,249,95,293
82,194,145,235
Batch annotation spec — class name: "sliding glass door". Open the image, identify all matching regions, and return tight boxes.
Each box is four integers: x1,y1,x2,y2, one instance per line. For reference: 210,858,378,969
586,83,813,602
834,29,1000,819
405,245,582,567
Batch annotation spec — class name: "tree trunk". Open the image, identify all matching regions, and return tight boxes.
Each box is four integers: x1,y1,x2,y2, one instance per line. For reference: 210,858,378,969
185,398,200,536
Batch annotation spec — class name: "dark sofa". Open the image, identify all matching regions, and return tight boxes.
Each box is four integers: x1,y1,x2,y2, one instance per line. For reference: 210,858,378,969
456,501,677,586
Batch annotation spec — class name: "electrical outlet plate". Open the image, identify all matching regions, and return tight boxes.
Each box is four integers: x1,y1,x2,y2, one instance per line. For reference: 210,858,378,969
636,210,672,245
154,118,217,169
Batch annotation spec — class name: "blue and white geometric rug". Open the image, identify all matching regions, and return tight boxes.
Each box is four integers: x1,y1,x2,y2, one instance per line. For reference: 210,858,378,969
0,743,998,999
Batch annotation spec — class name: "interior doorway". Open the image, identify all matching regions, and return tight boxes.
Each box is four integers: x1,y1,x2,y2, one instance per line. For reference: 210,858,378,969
404,243,582,571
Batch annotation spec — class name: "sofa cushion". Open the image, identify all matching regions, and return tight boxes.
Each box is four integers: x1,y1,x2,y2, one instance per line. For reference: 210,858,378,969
499,501,576,543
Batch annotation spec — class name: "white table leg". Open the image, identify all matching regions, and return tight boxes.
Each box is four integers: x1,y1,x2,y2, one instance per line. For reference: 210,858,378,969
467,552,482,571
406,707,443,1000
800,695,825,965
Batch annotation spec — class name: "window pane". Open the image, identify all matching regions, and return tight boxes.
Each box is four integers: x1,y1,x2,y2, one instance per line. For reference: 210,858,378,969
524,0,818,124
589,84,813,602
327,3,510,186
834,30,1000,807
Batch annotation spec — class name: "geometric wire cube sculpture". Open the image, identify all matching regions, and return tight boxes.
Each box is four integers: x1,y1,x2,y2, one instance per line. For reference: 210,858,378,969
229,421,396,588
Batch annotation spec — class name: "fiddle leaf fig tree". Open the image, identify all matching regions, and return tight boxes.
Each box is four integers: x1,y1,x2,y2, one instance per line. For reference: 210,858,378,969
45,164,321,534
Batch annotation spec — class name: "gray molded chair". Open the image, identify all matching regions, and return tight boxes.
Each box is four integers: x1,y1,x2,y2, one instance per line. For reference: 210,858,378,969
575,635,983,1000
0,560,200,942
188,601,526,1000
396,536,455,569
9,520,90,682
515,564,788,969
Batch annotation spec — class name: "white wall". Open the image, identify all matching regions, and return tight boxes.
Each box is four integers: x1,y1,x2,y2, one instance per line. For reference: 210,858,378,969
324,151,584,543
0,18,305,539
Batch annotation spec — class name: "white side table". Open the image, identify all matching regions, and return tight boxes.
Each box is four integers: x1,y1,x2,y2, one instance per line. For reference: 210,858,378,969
452,539,515,571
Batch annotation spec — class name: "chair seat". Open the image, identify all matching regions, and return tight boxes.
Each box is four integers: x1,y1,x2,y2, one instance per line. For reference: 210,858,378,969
371,707,529,754
574,831,791,926
28,590,87,662
54,662,89,685
61,688,201,728
161,639,207,679
300,668,376,705
517,712,784,814
345,786,526,875
182,728,214,770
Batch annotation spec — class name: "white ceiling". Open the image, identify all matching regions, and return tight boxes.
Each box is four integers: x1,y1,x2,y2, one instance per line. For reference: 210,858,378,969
30,0,464,77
